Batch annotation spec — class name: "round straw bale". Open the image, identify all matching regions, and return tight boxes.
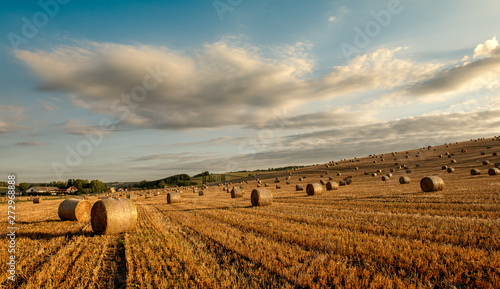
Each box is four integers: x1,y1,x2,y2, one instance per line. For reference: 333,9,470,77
58,199,92,221
91,198,137,235
346,179,352,185
286,181,291,185
329,176,334,180
451,159,456,163
198,191,204,196
167,192,181,204
126,193,138,200
295,185,304,191
489,168,500,176
399,176,410,184
32,197,42,204
381,176,389,181
420,176,444,192
264,183,269,187
320,180,326,185
442,165,448,170
231,187,243,198
251,188,273,206
406,169,412,174
481,152,486,155
493,152,498,156
447,167,455,173
470,169,481,176
372,173,377,177
276,185,281,189
386,173,393,178
483,160,490,165
495,162,500,168
306,183,323,196
337,173,341,176
326,181,338,190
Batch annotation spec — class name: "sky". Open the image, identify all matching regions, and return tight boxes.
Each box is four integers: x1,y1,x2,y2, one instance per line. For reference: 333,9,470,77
1,0,500,183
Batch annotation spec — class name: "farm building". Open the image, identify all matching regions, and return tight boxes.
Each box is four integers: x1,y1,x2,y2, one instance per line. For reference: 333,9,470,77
25,186,59,194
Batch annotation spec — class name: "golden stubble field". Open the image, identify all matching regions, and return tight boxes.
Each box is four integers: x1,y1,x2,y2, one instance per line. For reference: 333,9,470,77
1,138,500,288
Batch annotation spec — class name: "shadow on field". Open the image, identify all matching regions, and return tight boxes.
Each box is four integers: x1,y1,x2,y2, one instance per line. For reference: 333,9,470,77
273,191,425,202
10,230,93,240
160,205,254,212
17,219,61,225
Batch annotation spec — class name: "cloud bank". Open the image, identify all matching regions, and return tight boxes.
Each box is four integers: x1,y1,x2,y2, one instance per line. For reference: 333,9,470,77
16,39,442,131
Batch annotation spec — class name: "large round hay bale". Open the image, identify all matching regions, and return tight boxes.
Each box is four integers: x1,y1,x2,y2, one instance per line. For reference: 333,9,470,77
126,193,138,201
58,199,92,221
381,176,389,181
483,160,490,165
32,197,42,204
231,187,243,198
326,181,338,190
251,188,273,206
198,191,204,196
447,167,455,173
295,185,304,191
420,176,444,192
495,162,500,169
167,192,181,204
488,168,500,176
320,180,326,185
470,169,481,176
306,183,323,196
91,198,137,235
399,176,410,184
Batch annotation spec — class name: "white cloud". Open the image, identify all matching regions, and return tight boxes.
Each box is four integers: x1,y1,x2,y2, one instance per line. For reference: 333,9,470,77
328,16,338,23
473,36,499,58
328,5,349,25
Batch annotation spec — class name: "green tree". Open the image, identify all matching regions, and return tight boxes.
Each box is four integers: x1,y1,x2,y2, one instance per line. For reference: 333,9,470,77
91,180,107,194
19,182,30,192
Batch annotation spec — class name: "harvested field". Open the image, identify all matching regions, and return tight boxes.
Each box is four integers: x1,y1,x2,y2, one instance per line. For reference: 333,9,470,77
2,138,500,288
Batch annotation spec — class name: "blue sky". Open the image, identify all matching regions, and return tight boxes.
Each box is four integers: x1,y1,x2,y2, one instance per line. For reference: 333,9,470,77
1,0,500,183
